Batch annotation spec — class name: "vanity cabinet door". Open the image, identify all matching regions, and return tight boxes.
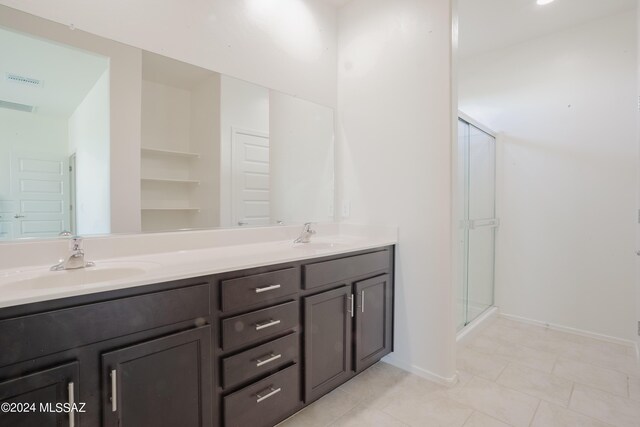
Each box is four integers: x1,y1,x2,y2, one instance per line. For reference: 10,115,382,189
0,361,79,427
303,286,352,402
102,327,212,427
354,274,393,372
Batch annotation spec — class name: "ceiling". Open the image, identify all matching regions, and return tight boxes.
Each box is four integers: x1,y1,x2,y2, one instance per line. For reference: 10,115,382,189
459,0,637,58
0,27,108,118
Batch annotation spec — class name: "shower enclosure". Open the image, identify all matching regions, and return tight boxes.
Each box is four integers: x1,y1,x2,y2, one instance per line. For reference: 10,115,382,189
457,115,498,331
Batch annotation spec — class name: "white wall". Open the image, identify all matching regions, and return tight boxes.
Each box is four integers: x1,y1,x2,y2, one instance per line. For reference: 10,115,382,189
337,0,456,382
0,0,338,108
270,92,335,224
460,12,638,342
68,70,110,235
219,76,270,227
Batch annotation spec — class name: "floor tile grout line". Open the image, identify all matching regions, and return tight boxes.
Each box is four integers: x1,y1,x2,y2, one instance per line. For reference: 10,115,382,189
460,410,475,426
527,399,542,427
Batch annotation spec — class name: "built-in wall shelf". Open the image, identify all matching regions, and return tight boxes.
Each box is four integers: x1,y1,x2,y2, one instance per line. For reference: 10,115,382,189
141,147,200,159
141,178,200,185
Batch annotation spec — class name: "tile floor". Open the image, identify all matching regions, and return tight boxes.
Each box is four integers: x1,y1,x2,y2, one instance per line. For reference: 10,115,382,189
279,317,640,427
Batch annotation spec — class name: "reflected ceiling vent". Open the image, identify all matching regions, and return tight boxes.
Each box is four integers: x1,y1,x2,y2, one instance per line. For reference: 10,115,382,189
0,100,36,113
6,73,42,87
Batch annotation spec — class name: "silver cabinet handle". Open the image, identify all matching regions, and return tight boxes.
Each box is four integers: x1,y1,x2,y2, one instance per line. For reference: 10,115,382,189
14,214,25,218
68,382,75,427
256,353,282,367
255,284,281,294
110,369,117,412
238,221,248,226
255,319,281,331
361,290,365,313
347,294,354,318
256,386,281,403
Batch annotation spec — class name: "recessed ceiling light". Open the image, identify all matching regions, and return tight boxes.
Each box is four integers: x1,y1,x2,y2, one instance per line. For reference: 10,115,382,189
536,0,555,5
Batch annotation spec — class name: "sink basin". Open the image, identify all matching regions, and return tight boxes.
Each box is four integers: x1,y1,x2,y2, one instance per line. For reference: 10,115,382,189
0,261,160,291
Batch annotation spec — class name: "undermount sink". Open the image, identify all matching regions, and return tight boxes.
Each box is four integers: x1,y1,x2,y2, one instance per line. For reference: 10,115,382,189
0,261,160,291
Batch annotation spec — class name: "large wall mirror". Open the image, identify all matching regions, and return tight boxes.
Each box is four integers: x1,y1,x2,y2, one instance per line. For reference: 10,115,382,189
0,5,335,241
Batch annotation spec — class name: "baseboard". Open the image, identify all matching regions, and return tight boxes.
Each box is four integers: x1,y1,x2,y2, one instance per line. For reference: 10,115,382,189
456,306,499,346
500,312,638,350
382,355,458,387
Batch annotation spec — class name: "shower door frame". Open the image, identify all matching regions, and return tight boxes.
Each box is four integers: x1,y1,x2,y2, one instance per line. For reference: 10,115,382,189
458,112,498,330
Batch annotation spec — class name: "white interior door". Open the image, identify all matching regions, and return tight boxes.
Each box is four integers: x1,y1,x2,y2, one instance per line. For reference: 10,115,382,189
11,152,69,238
231,127,270,226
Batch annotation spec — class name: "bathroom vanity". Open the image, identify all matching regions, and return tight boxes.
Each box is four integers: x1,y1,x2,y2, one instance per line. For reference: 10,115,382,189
0,241,395,427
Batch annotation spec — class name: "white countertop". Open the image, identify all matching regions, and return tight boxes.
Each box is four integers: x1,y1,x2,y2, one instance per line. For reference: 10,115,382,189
0,224,397,309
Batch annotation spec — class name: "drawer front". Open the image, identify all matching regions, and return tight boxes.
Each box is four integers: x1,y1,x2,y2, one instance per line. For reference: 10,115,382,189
303,250,390,290
222,333,299,389
221,301,298,351
0,284,210,367
221,267,299,312
223,364,300,427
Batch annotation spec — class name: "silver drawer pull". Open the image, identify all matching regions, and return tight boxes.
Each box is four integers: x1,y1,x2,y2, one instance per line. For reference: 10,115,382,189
255,319,281,331
256,386,281,403
68,382,75,427
255,284,281,294
256,353,282,367
110,369,117,412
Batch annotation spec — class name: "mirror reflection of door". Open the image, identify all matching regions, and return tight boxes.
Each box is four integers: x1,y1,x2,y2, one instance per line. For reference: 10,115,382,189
231,127,270,227
10,152,69,238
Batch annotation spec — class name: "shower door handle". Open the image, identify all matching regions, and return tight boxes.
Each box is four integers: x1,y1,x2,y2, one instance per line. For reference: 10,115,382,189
469,218,500,229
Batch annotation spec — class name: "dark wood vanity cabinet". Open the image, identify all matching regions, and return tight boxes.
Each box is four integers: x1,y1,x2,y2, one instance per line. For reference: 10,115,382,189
302,250,394,403
0,361,79,427
102,327,212,427
0,245,394,427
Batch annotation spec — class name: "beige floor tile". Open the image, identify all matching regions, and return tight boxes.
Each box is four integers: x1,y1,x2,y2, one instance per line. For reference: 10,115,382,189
630,375,640,402
456,348,509,381
461,334,500,356
463,411,511,427
552,340,640,378
448,376,539,427
360,370,444,409
495,343,557,373
383,395,474,427
338,363,407,401
553,357,628,397
278,388,362,427
496,364,573,406
531,401,613,427
569,384,640,427
331,404,408,427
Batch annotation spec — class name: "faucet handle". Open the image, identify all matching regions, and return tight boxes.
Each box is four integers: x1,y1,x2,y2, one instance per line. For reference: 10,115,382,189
69,236,83,252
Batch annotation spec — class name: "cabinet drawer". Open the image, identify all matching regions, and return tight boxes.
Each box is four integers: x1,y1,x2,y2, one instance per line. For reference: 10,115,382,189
0,284,210,367
221,301,298,351
222,333,298,389
221,268,299,312
223,364,300,427
303,250,390,290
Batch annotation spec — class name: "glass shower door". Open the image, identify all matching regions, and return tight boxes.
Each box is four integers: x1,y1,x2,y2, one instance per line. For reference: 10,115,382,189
457,118,497,330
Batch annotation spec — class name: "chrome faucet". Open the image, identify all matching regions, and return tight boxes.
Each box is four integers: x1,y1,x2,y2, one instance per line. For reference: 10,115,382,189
294,223,316,244
51,234,95,271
